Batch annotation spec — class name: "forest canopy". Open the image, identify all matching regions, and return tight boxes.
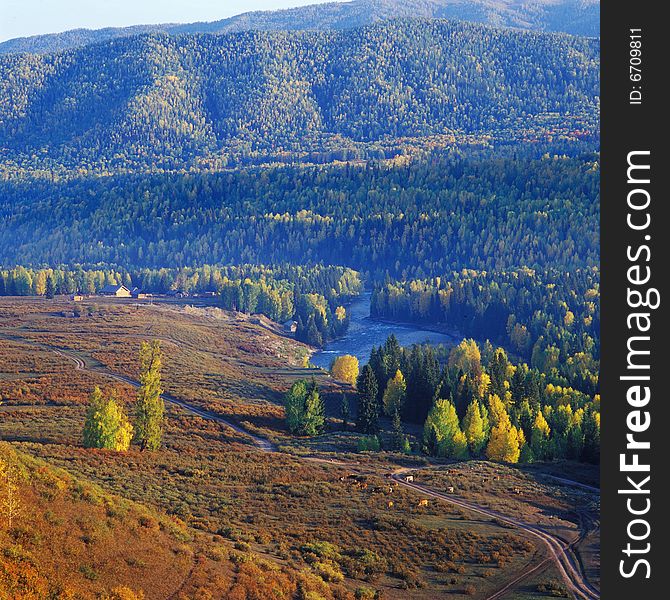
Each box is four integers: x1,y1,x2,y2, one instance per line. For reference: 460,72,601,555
0,19,599,175
0,154,599,277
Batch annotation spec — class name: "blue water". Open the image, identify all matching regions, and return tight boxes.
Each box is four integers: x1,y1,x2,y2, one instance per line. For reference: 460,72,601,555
311,292,456,369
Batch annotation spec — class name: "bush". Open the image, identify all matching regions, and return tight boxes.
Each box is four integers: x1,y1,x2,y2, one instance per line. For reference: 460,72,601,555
357,436,381,452
313,561,344,583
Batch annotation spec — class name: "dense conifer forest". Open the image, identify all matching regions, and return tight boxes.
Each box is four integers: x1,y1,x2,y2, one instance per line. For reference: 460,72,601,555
0,0,600,55
0,20,598,173
0,154,599,275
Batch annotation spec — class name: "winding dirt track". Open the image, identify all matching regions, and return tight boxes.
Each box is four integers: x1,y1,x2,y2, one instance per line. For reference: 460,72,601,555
392,475,599,600
52,346,598,600
52,349,276,452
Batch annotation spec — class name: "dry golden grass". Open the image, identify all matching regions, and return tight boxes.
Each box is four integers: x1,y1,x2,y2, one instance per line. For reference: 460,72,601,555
414,460,600,590
0,297,586,599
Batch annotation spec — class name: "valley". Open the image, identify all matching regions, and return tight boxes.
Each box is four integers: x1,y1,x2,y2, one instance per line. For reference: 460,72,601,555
0,2,601,597
311,293,456,370
0,297,598,599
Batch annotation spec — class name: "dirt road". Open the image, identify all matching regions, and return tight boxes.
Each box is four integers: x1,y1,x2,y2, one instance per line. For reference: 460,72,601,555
52,345,598,600
392,473,599,600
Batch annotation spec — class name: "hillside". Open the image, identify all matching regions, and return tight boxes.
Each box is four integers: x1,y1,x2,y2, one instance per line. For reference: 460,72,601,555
0,444,188,598
0,444,220,599
0,0,601,55
0,155,600,274
0,20,599,175
0,295,599,599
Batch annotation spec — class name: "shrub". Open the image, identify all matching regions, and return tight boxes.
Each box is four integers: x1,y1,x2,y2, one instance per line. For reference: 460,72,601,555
357,436,381,452
313,561,344,583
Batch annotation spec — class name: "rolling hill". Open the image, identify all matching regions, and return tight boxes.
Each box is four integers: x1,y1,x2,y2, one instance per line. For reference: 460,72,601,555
0,19,599,174
0,0,600,55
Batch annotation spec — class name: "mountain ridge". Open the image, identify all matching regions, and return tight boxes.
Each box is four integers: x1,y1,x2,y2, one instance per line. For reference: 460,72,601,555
0,19,599,175
0,0,600,55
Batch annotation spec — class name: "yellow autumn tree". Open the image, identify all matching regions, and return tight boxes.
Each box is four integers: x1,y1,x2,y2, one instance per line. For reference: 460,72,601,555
486,423,522,463
83,387,134,452
330,355,359,386
382,370,407,415
485,394,522,462
487,394,510,429
462,399,487,455
448,339,482,380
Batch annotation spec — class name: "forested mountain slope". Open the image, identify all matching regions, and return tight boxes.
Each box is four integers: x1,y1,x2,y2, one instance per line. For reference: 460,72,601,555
0,155,599,275
0,0,600,55
0,20,599,174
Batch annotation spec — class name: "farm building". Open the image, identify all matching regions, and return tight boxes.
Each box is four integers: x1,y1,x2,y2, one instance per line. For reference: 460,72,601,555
99,284,132,298
283,320,298,334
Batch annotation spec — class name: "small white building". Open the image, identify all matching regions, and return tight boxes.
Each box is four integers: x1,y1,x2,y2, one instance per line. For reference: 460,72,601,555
283,320,298,334
99,284,132,298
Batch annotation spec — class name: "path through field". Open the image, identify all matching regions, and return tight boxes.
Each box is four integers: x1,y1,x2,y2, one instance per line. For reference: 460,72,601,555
52,344,598,600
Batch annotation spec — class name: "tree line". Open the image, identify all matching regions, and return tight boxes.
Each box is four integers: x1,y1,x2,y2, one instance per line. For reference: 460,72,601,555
0,264,361,347
0,155,599,279
307,335,599,464
372,267,599,395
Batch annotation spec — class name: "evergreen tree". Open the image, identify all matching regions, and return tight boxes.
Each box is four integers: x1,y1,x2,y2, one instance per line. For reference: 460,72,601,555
581,408,600,463
340,393,350,429
566,422,585,460
489,348,509,399
134,341,164,451
391,409,406,452
530,410,551,461
305,314,323,347
356,365,379,434
45,275,55,299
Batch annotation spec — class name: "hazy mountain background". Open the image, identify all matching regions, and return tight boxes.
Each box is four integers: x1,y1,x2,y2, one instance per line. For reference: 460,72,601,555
0,0,600,55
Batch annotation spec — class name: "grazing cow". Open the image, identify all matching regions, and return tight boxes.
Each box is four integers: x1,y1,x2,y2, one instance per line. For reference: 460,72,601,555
387,501,394,509
404,475,414,482
418,499,429,507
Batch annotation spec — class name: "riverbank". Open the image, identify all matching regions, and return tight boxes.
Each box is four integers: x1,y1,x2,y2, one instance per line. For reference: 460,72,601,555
310,292,457,369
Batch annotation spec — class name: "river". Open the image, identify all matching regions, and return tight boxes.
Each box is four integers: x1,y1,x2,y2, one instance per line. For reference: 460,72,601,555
310,292,457,370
